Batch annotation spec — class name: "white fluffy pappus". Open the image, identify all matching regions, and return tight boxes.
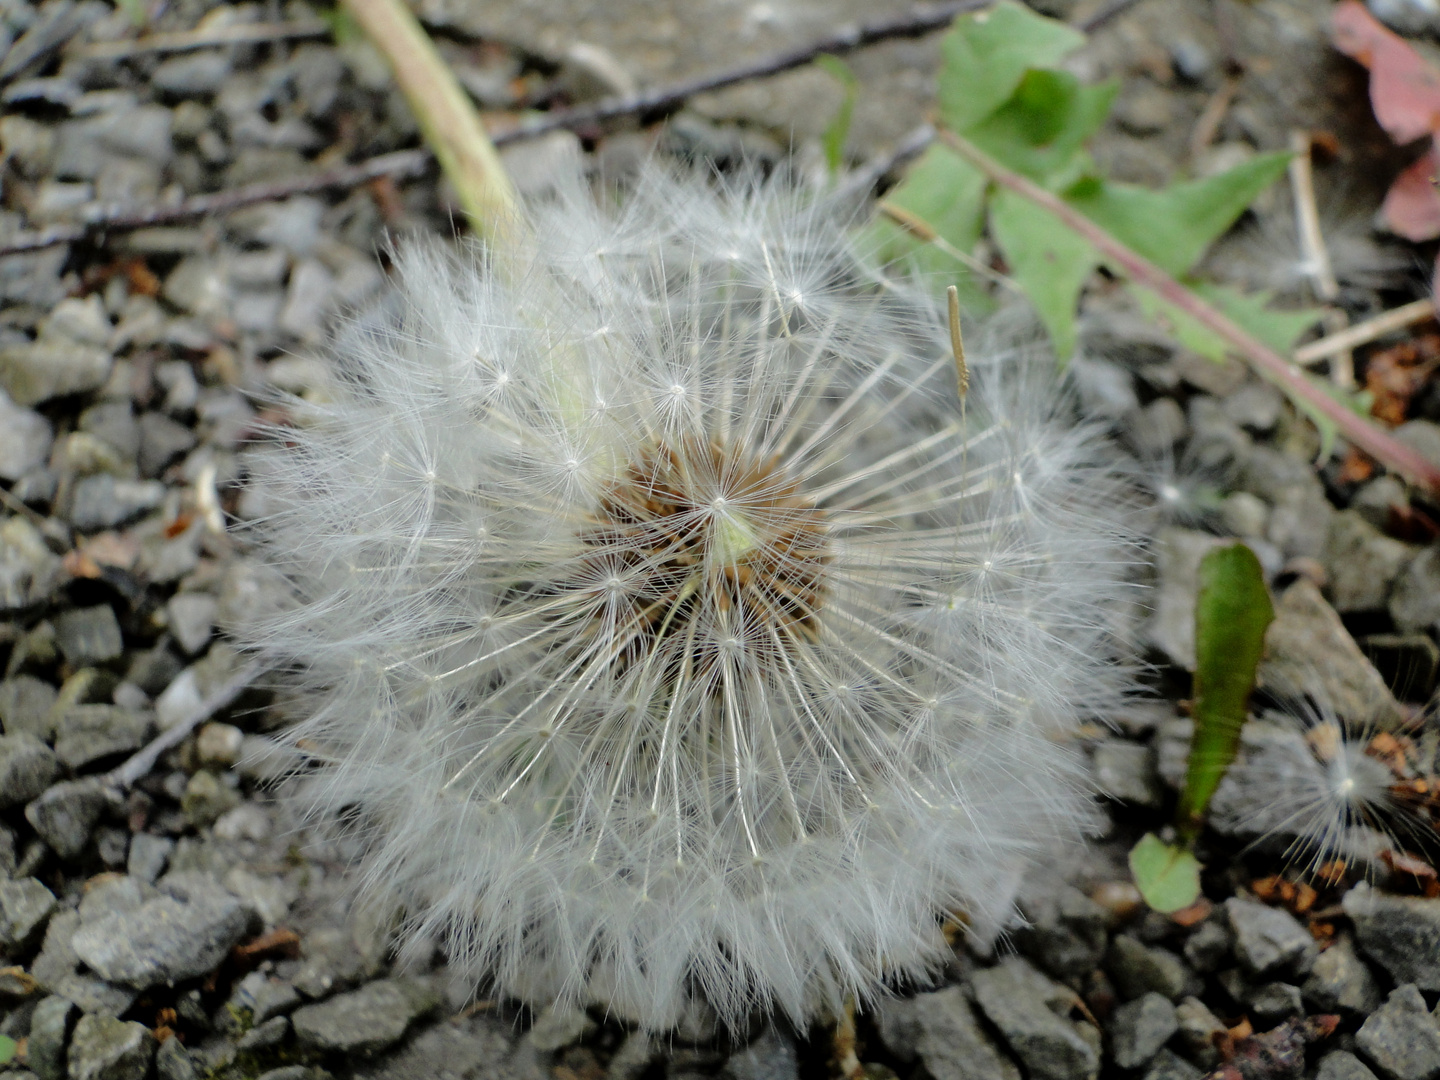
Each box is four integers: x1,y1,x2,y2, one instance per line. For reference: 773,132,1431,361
237,170,1140,1029
1210,694,1440,879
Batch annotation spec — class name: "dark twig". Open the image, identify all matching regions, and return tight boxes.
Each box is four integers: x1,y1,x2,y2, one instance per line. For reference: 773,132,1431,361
66,19,329,60
488,0,993,145
0,0,1150,258
0,150,430,257
104,659,263,791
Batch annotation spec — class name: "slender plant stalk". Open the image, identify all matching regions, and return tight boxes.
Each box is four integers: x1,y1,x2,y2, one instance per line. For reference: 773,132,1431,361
341,0,516,240
938,129,1440,495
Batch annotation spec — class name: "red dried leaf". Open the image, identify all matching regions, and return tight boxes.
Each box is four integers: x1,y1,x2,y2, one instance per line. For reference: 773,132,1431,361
1334,1,1440,144
1384,145,1440,240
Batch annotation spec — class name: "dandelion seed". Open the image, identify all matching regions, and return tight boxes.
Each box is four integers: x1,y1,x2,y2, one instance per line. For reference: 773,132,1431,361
237,169,1139,1030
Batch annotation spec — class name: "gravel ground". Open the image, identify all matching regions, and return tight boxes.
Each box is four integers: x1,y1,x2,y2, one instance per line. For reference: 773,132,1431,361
2,0,1440,1078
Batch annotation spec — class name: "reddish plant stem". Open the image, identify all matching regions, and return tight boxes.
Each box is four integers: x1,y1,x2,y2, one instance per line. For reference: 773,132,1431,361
938,129,1440,495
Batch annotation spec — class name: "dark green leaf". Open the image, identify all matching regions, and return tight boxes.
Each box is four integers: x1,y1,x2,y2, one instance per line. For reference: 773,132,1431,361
1064,153,1292,276
1179,543,1275,836
1129,833,1202,913
815,55,859,177
989,187,1097,360
967,70,1118,185
938,1,1085,132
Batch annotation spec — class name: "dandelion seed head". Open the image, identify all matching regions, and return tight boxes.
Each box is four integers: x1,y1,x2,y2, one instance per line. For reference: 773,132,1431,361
237,168,1139,1031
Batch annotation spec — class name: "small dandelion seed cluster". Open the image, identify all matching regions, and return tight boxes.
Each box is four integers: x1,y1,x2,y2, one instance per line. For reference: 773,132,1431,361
238,170,1138,1029
1212,693,1440,878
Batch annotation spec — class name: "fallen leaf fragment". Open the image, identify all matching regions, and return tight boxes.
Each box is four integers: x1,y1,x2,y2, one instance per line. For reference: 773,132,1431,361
1204,1014,1339,1080
1333,1,1440,144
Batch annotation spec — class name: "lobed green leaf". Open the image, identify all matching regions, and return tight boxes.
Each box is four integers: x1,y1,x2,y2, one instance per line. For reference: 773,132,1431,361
938,0,1085,132
989,187,1096,361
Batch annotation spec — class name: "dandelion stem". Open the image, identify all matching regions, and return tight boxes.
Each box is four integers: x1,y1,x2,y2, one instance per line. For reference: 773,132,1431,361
340,0,516,241
947,284,969,401
938,128,1440,495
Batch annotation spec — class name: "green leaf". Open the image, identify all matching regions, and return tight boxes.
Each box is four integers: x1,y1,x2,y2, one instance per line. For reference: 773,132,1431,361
1065,153,1292,276
938,0,1085,132
989,187,1097,360
815,55,859,177
321,7,366,46
1179,543,1275,836
1129,833,1202,913
872,144,988,279
0,1035,16,1065
968,70,1118,185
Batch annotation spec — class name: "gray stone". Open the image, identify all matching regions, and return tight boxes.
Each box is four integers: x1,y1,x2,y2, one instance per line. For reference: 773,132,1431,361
54,105,172,179
1145,527,1230,668
0,393,52,482
1246,980,1303,1026
1353,476,1409,531
153,1036,197,1080
1396,420,1440,473
1182,919,1232,973
610,1032,657,1080
1326,511,1415,612
0,1,103,82
54,706,151,771
1091,740,1163,807
0,877,56,953
1017,886,1109,980
1258,580,1402,726
1318,1050,1381,1080
25,779,108,858
28,996,77,1080
126,833,173,884
874,985,1020,1080
48,973,134,1019
1268,487,1335,562
69,475,167,532
151,52,231,97
349,1012,522,1080
1108,992,1178,1070
724,1027,798,1080
1355,984,1440,1080
1142,1048,1203,1080
78,402,139,462
970,957,1098,1080
1223,382,1283,433
236,1016,289,1052
278,258,335,340
1391,546,1440,635
1303,934,1383,1017
165,594,216,656
1226,898,1317,978
1173,996,1225,1070
0,518,63,612
1360,633,1440,701
1220,491,1269,538
0,676,59,739
1124,398,1188,455
0,733,58,807
52,607,124,667
67,1014,154,1080
1106,935,1202,1001
180,769,241,828
526,1003,592,1051
229,970,301,1024
137,412,196,478
291,978,440,1054
70,889,248,989
1344,883,1440,991
0,340,112,408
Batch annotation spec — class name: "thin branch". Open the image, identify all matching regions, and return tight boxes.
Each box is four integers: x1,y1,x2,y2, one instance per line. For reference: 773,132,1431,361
0,0,1147,259
1288,129,1353,388
490,0,1134,146
65,19,328,60
340,0,515,239
938,128,1440,494
1293,299,1436,365
0,149,430,258
104,660,263,791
